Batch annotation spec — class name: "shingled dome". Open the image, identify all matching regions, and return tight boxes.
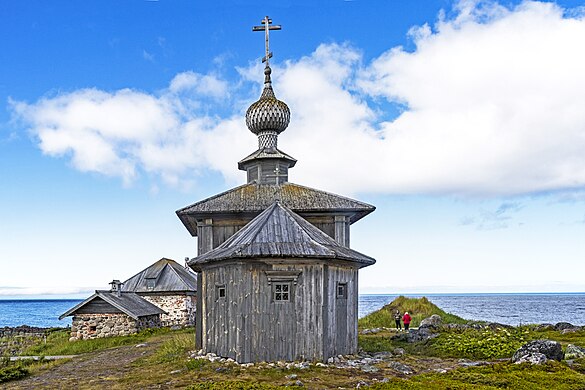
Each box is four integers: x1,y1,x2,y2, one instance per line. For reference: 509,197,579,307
245,66,290,135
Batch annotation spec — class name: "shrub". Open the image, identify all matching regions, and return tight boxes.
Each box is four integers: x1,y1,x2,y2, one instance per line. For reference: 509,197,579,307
0,365,29,383
431,327,530,359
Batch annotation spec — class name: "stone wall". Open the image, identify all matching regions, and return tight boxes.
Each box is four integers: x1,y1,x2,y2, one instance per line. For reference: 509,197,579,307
70,313,161,340
142,294,196,327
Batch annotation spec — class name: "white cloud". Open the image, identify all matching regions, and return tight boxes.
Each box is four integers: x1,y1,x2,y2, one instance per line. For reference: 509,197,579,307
12,76,252,187
354,0,585,196
11,1,585,197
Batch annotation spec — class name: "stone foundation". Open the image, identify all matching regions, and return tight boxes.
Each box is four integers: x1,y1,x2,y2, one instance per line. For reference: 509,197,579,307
142,294,196,327
70,313,161,340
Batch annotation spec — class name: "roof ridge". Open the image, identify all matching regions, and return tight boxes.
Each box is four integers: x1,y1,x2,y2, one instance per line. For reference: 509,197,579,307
277,203,337,255
165,261,191,290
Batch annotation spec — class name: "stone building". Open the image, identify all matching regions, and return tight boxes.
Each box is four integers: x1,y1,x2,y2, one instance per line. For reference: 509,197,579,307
60,258,197,339
176,17,376,362
122,258,197,327
59,281,164,340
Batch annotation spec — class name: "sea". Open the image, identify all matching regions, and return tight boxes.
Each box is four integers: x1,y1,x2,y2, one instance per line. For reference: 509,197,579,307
1,294,584,328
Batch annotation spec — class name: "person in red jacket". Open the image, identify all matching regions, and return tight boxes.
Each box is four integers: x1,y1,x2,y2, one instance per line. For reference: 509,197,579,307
402,311,412,331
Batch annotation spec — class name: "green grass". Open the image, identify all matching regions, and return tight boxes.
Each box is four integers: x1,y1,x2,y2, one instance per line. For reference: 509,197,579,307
358,296,467,329
187,381,290,389
150,332,195,363
23,327,172,356
366,362,585,390
0,365,29,384
429,327,531,359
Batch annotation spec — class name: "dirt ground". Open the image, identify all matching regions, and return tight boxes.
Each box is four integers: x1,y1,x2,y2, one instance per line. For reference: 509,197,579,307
4,340,162,390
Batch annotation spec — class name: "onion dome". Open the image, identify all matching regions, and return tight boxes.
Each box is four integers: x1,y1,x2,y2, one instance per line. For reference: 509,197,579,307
245,66,290,135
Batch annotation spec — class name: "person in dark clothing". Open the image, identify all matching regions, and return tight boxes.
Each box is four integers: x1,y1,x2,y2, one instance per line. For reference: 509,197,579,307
402,311,412,331
393,310,402,331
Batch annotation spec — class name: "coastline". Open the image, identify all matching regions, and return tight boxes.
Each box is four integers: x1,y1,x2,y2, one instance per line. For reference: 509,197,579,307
2,293,585,328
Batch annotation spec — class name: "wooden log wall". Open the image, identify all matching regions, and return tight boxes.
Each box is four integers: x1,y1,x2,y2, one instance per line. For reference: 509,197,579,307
199,260,358,362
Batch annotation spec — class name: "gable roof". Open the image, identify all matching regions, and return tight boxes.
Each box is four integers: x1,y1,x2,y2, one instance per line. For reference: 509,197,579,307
190,202,376,268
59,291,166,320
176,182,375,236
122,258,197,293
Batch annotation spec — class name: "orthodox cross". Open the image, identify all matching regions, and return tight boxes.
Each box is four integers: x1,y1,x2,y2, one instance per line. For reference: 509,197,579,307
266,165,287,186
252,16,282,66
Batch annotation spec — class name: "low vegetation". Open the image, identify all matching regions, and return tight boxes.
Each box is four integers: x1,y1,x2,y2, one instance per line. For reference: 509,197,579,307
358,295,467,329
2,297,585,388
23,327,169,356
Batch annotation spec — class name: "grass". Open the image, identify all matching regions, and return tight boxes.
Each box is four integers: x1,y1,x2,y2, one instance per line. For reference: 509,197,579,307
366,362,585,390
358,296,467,329
429,327,531,359
23,327,170,356
4,298,585,389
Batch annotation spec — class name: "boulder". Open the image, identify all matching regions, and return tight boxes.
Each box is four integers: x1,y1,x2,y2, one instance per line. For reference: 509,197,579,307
390,327,439,343
561,328,581,334
533,323,554,331
554,322,575,331
419,315,442,329
565,344,585,360
514,352,548,365
512,340,564,363
387,361,414,375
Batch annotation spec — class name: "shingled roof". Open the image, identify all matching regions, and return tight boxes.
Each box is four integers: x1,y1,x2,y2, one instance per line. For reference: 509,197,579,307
59,291,166,320
122,258,197,293
176,182,375,236
237,148,297,169
189,202,376,268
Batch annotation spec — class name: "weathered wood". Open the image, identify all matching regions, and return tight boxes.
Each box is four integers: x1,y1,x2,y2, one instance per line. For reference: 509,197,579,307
74,297,123,315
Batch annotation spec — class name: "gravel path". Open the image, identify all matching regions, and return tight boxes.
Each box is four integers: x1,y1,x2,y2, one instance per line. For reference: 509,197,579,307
4,341,161,390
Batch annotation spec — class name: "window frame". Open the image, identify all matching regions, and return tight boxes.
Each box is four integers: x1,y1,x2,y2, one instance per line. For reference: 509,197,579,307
336,282,348,299
272,281,292,303
216,285,226,300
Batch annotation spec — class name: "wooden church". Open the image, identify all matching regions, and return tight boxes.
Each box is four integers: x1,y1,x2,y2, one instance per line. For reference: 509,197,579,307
176,17,376,363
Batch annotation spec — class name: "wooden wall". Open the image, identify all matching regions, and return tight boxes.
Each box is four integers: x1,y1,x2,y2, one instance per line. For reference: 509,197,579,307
74,297,123,315
195,214,351,256
199,260,358,362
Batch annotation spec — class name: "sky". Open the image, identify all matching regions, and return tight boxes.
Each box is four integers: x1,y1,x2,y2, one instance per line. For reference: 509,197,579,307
1,0,585,298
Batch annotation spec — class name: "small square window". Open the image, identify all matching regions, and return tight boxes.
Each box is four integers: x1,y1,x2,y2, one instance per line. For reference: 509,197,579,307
273,282,291,302
146,278,156,290
217,285,226,299
89,325,97,333
336,283,347,299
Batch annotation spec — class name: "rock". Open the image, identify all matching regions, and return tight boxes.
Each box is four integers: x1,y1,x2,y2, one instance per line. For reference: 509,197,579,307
315,362,327,367
169,369,182,374
294,380,304,386
360,328,382,335
392,348,405,356
135,343,148,348
565,344,585,359
419,314,442,329
561,327,581,334
512,340,564,363
514,352,548,365
533,323,554,331
286,374,298,380
387,361,414,375
457,359,488,367
361,364,378,373
555,322,575,331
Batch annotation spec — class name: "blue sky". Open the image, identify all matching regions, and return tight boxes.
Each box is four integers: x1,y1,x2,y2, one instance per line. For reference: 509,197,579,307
1,0,585,298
